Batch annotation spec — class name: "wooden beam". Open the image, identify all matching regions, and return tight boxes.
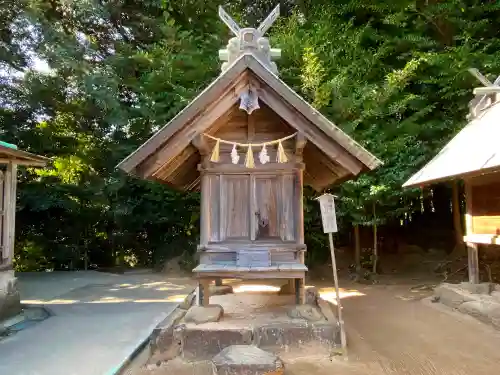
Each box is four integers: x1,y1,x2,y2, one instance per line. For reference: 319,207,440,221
2,162,16,265
0,158,46,167
246,58,381,170
295,132,307,161
198,162,304,174
199,172,209,246
464,180,480,284
118,60,249,173
137,88,239,178
152,146,196,180
247,113,255,142
191,134,211,156
258,88,364,175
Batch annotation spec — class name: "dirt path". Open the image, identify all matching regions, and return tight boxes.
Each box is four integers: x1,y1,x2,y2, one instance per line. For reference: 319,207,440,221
130,279,500,375
288,281,500,375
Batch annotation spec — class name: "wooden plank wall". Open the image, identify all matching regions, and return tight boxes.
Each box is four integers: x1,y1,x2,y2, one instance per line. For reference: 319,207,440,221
470,179,500,235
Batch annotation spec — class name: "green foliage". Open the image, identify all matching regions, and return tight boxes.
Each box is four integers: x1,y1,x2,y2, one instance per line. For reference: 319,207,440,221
272,1,500,230
1,0,500,270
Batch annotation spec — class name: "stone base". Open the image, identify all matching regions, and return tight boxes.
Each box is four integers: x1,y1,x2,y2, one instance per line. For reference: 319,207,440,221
150,292,341,364
184,305,224,325
212,345,284,375
178,326,253,361
0,270,21,321
433,282,500,329
210,285,234,296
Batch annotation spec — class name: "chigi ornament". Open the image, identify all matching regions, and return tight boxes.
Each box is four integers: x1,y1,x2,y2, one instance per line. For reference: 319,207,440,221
203,132,297,168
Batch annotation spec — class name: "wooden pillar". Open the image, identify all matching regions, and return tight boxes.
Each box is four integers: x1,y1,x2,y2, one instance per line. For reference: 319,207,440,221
467,244,479,284
296,169,305,246
199,171,209,246
354,224,361,272
197,279,211,306
2,163,17,266
295,278,305,304
295,164,305,304
464,181,479,284
451,181,463,246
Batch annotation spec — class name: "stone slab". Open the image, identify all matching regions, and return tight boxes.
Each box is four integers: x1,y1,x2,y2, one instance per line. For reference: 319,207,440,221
459,282,494,295
212,345,284,375
287,305,325,322
0,270,21,320
434,283,478,309
184,305,224,325
179,325,253,361
149,307,187,364
458,300,500,329
210,285,234,296
252,321,339,351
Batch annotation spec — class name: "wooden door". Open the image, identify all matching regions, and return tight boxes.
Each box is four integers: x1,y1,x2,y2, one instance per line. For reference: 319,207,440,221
219,175,250,240
253,175,281,240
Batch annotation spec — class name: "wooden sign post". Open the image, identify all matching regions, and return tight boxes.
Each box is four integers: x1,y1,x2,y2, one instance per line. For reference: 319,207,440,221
316,193,347,357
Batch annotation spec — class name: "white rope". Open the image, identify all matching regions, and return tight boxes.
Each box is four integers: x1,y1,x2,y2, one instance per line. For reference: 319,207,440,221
203,132,297,147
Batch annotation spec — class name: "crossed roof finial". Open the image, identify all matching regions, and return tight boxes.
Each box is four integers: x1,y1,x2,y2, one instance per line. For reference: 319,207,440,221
467,68,500,120
218,5,281,74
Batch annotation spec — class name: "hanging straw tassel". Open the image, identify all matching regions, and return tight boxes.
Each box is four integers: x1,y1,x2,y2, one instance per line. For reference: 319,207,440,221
210,139,220,162
276,141,288,163
245,145,255,168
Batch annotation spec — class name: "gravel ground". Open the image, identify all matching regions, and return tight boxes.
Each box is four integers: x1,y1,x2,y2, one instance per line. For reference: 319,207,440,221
129,278,500,375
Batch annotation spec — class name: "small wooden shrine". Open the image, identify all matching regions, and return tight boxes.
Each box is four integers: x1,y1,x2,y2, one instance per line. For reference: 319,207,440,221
118,5,381,305
403,69,500,284
0,141,48,319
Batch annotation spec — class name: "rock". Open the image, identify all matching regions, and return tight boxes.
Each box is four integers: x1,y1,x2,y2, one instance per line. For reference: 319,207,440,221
253,321,339,352
0,272,21,320
278,282,294,295
149,308,187,363
434,283,477,309
179,326,253,360
459,282,493,295
162,255,182,274
305,287,320,306
184,305,224,325
491,291,500,303
458,300,500,328
212,345,284,375
178,292,196,310
287,305,324,322
210,285,234,296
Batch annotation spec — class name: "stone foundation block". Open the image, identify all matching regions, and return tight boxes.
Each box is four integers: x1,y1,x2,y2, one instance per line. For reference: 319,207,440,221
434,283,478,309
0,270,21,321
179,325,253,361
212,345,284,375
184,305,224,325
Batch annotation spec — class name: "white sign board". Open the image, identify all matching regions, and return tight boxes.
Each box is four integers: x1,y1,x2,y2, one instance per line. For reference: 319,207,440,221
316,193,338,233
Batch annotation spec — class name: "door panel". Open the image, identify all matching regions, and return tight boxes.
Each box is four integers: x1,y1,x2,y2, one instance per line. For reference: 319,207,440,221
254,176,281,240
220,175,250,240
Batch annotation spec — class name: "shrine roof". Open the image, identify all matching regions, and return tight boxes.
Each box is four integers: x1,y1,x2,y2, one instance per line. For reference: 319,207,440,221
117,53,381,180
0,142,49,167
404,100,500,188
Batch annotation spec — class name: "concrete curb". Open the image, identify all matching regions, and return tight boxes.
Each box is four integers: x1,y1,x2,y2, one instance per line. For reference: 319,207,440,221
108,288,196,375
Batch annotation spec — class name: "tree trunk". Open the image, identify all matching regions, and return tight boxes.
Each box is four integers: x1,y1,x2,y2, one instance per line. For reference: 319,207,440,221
372,203,378,274
354,224,361,271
